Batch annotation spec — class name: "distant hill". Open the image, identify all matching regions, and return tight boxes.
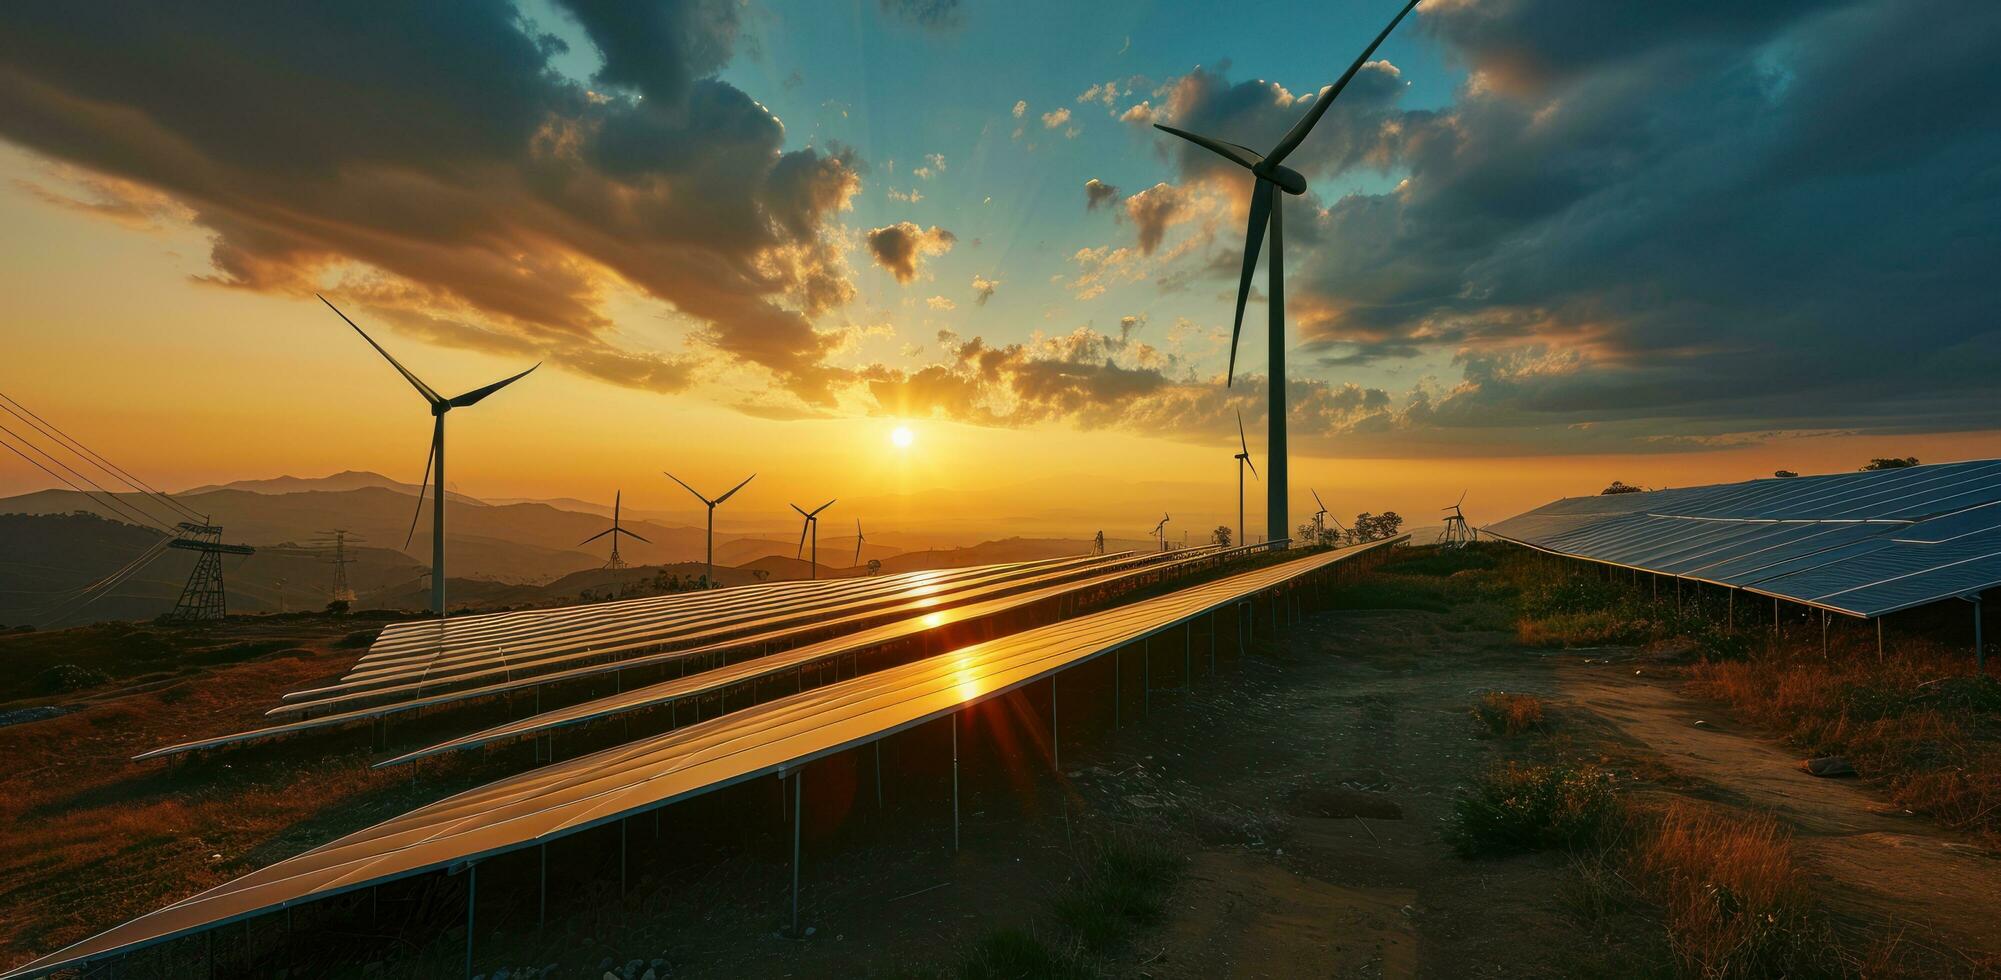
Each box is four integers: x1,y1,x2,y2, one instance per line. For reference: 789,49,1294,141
0,511,423,627
182,470,485,505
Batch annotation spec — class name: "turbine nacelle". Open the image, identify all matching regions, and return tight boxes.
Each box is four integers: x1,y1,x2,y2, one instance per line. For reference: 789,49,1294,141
1259,163,1308,196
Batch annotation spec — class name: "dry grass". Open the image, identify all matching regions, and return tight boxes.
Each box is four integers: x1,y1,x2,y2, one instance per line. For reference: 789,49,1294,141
1627,801,1838,979
1474,690,1548,736
1688,644,2001,843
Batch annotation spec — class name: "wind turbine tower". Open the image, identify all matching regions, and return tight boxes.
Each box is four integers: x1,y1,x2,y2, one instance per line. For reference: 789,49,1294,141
1151,513,1170,552
321,295,537,616
1233,410,1259,549
1154,0,1421,547
665,470,755,588
580,491,650,569
792,499,836,579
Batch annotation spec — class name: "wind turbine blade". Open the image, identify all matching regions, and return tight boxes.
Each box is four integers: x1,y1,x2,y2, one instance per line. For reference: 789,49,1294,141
797,520,808,558
613,491,621,527
1236,409,1250,456
448,363,539,407
714,472,756,505
404,422,438,548
662,470,712,506
579,527,614,546
1312,488,1327,512
621,528,652,545
790,503,809,518
1228,186,1274,385
1246,455,1259,481
321,294,442,404
1266,0,1422,167
811,499,837,517
854,521,863,565
1152,124,1265,170
1458,489,1468,507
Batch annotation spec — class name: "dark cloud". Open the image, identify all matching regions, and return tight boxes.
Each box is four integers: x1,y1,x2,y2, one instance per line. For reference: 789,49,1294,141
1147,0,2001,452
971,274,1000,306
1084,177,1121,210
865,222,957,283
879,0,964,32
0,0,864,405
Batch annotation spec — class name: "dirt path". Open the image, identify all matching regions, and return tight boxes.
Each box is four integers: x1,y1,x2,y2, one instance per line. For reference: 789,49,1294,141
1562,665,2001,959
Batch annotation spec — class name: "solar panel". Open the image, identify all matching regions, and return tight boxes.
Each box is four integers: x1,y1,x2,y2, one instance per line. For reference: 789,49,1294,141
11,536,1404,979
1485,458,2001,618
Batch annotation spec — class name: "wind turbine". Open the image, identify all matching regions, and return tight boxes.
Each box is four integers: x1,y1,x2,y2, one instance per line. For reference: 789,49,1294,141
792,499,836,579
580,491,649,569
1233,410,1258,549
321,295,536,616
664,470,755,588
1311,488,1347,545
1154,0,1421,549
852,519,866,567
1441,491,1475,548
1151,513,1170,552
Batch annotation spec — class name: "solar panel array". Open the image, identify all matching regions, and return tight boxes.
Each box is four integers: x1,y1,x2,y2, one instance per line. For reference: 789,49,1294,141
137,547,1223,760
1484,458,2001,617
375,541,1275,767
9,537,1401,979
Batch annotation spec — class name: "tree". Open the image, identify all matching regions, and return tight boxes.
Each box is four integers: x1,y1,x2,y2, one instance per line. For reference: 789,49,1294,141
324,599,350,615
1352,511,1405,542
1862,457,1918,470
1212,525,1232,547
1774,470,1798,478
866,559,882,575
1601,480,1645,495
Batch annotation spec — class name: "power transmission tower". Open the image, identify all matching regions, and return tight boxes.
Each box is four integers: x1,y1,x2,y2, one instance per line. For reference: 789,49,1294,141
314,529,361,602
167,520,254,623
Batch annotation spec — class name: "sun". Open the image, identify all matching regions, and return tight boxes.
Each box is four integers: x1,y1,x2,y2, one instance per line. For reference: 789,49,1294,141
891,425,915,449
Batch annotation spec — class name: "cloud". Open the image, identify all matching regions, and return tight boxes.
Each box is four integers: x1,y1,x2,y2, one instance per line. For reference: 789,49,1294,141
971,274,1000,306
911,152,946,180
887,187,924,202
1083,178,1121,211
878,0,964,31
1011,100,1028,118
865,222,957,283
0,1,868,407
926,295,956,310
1041,107,1072,129
1119,182,1195,255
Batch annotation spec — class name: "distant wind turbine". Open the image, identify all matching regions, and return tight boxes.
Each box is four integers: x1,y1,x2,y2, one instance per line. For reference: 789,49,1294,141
664,470,755,588
321,295,536,616
579,491,649,569
1233,410,1258,548
1154,0,1421,549
1151,513,1171,552
852,518,866,567
1441,490,1475,548
1310,487,1347,545
792,499,836,579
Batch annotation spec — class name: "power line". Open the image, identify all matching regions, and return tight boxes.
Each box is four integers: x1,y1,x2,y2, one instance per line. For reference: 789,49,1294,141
0,426,176,533
0,389,203,522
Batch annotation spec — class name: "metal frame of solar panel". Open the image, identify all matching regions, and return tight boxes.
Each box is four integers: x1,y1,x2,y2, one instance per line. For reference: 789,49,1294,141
1484,458,2001,621
11,537,1402,980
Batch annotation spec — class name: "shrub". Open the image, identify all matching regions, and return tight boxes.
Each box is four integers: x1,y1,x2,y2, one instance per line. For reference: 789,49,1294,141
1474,691,1547,736
1050,833,1181,952
957,929,1089,980
1449,762,1621,857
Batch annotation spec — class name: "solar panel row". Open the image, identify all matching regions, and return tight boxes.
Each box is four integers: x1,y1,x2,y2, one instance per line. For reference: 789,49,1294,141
13,538,1398,979
1484,458,2001,617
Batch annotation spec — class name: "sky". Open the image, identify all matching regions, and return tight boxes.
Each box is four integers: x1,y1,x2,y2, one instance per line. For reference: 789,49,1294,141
1,0,1999,542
